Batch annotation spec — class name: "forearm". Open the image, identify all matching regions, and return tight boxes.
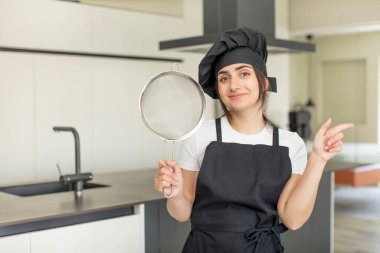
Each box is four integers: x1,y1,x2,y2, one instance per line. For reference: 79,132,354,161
280,152,327,229
167,193,193,222
279,118,353,230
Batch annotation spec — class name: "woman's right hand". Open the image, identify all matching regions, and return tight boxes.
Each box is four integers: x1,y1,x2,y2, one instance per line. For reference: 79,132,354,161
154,160,183,198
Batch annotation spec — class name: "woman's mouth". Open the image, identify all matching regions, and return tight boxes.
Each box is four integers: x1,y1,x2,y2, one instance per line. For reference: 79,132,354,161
228,93,246,100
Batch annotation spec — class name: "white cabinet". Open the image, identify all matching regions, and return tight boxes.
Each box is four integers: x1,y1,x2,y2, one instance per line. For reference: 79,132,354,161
0,204,144,253
0,233,30,253
31,205,145,253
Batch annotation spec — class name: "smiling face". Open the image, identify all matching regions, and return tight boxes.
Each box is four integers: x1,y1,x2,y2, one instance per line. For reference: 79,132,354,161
216,63,266,115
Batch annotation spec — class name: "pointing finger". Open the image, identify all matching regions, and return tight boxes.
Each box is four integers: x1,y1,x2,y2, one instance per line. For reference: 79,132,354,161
317,118,332,136
328,123,354,136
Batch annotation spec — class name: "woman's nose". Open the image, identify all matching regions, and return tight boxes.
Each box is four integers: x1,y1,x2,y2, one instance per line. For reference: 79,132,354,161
229,76,241,91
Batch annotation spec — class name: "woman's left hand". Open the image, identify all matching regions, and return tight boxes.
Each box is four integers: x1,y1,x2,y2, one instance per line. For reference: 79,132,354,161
312,118,354,162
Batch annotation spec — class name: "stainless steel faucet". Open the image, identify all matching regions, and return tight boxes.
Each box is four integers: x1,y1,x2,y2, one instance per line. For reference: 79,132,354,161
53,126,93,196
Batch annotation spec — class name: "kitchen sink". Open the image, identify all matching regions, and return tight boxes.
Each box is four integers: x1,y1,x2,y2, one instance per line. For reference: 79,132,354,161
0,181,109,197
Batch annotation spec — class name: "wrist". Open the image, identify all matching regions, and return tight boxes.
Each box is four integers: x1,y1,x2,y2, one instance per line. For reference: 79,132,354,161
169,190,185,201
167,191,191,210
309,151,328,166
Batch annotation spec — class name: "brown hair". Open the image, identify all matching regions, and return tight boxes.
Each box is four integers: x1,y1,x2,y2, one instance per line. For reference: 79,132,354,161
216,68,277,127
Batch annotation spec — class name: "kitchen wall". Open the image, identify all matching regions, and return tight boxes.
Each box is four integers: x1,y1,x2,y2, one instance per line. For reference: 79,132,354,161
0,0,292,185
288,0,380,164
265,0,291,129
290,31,380,163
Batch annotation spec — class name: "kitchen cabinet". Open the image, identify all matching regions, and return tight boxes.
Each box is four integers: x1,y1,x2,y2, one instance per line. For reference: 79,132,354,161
0,204,144,253
281,172,332,253
145,201,191,253
31,204,144,253
0,233,30,253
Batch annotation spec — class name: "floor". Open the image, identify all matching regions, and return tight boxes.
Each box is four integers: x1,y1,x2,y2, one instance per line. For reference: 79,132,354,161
334,186,380,253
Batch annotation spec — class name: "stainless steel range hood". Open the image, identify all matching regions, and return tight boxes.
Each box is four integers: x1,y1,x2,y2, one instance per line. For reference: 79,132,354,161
160,0,315,54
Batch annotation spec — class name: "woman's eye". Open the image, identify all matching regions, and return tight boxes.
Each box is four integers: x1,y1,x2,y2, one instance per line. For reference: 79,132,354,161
218,76,229,83
240,72,250,78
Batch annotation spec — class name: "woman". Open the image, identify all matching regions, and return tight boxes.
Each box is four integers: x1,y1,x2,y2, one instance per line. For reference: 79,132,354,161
154,28,353,252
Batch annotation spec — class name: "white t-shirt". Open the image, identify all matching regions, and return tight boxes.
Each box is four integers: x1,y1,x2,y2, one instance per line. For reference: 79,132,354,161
178,117,307,175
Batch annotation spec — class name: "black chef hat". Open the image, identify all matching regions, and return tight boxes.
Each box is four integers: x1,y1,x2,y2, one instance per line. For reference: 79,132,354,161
199,27,277,99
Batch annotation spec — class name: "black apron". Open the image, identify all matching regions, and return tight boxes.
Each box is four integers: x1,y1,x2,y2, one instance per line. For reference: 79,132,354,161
182,118,292,253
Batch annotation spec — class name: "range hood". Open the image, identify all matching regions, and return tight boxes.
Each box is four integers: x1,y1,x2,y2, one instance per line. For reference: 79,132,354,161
159,0,315,54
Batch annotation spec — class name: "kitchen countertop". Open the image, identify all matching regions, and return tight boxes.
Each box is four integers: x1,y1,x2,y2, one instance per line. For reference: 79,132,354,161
324,160,367,173
0,169,163,237
0,161,367,237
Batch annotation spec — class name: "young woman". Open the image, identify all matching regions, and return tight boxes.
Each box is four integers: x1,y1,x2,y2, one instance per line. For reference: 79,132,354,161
154,28,353,253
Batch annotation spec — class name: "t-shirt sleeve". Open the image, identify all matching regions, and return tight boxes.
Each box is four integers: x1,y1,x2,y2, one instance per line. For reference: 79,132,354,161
177,133,201,171
290,134,307,175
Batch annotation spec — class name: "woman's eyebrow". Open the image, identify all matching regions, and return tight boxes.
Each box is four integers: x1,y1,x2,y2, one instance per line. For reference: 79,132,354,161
217,64,253,77
235,65,253,71
216,70,229,77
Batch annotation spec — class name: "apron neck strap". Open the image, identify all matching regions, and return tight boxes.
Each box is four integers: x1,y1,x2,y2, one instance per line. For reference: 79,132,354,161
215,117,222,142
272,126,279,146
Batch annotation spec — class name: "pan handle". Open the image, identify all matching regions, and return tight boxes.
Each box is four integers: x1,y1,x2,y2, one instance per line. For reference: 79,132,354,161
163,140,175,198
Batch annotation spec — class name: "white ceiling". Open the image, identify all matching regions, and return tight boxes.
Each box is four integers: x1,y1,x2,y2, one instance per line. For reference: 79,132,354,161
71,0,380,36
289,0,380,36
79,0,183,17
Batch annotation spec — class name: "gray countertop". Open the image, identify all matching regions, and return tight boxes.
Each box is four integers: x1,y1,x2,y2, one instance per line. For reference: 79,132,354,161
0,161,366,237
0,169,163,237
324,160,367,173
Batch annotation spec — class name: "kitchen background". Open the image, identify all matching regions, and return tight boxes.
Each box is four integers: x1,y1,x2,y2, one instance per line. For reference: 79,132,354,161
0,0,294,185
0,0,380,252
1,0,379,186
0,0,206,185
